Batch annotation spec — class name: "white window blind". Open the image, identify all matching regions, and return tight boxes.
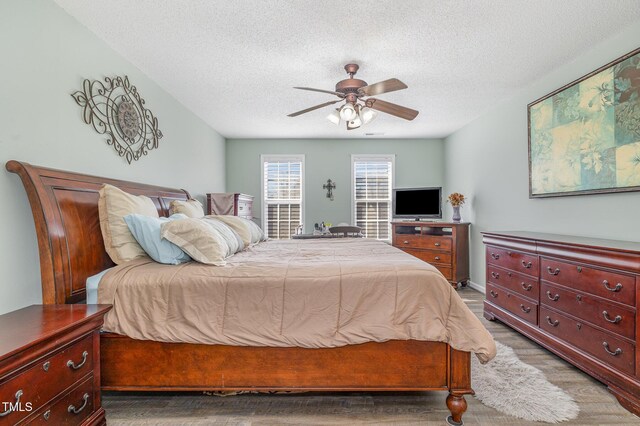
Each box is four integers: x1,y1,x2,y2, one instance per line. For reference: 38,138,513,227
262,155,304,239
352,155,394,241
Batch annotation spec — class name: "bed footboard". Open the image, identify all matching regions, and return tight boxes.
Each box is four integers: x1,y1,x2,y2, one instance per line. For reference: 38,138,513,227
101,334,472,423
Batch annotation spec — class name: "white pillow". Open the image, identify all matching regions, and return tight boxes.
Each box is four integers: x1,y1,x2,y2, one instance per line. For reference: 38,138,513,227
202,217,245,254
212,215,253,246
243,217,267,243
160,218,228,266
98,184,158,264
169,199,205,218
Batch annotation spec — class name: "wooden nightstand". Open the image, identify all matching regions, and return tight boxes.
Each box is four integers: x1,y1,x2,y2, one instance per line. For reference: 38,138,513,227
0,304,111,425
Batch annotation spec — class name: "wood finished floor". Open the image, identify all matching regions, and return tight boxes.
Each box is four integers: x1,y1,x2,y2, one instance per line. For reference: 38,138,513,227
102,287,640,425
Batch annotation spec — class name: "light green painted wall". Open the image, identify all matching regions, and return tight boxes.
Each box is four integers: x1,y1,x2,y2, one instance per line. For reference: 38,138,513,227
444,22,640,290
0,0,226,314
226,139,444,231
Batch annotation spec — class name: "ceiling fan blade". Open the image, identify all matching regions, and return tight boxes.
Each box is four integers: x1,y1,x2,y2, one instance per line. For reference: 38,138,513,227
293,87,345,97
366,98,419,121
287,100,342,117
359,78,407,96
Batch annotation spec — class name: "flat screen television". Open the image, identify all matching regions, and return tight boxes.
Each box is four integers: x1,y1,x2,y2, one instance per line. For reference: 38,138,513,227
393,187,442,220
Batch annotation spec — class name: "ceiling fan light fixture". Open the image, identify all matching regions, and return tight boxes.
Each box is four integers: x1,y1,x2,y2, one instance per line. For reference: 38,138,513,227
347,115,362,130
339,103,357,121
326,109,340,125
360,107,378,124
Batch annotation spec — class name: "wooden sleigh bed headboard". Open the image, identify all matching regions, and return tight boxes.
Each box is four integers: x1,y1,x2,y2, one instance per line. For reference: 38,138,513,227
6,160,190,305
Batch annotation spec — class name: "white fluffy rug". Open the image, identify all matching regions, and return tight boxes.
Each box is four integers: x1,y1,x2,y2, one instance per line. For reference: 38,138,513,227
471,341,579,423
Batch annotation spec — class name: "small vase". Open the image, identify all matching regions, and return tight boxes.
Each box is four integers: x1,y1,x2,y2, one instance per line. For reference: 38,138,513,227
452,206,461,223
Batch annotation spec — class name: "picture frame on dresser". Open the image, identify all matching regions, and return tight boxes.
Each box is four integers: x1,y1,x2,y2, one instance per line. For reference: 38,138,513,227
482,231,640,416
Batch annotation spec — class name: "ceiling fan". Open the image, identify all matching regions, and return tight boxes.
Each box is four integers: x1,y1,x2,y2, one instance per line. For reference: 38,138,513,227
287,64,419,130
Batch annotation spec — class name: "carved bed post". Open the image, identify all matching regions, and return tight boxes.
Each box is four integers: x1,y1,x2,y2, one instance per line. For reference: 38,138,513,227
446,393,467,425
447,348,474,425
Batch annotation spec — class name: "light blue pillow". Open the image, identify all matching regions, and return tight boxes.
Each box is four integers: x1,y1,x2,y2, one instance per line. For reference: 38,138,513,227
124,214,191,264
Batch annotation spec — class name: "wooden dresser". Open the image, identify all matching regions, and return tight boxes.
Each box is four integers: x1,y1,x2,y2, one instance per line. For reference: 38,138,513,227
0,304,111,425
483,231,640,415
392,222,470,288
206,193,254,219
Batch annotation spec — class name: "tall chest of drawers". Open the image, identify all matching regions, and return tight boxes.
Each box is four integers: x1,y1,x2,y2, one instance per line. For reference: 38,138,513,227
483,231,640,416
392,222,470,288
0,304,111,425
206,193,254,219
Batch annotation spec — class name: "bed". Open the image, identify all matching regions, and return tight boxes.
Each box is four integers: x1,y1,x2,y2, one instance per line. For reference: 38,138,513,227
7,160,494,425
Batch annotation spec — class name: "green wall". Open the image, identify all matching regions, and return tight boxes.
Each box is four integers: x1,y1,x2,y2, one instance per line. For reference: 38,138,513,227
444,22,640,290
0,0,226,314
226,139,444,232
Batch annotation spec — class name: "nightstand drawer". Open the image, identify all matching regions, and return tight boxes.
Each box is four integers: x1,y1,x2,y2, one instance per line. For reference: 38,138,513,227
0,335,92,423
27,376,94,426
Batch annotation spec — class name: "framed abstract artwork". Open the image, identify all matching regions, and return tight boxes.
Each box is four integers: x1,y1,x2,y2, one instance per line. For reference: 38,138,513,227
528,47,640,198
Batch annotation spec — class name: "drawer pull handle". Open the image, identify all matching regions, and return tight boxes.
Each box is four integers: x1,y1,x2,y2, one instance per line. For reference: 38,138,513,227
434,256,441,261
521,261,533,269
0,390,23,417
520,304,531,313
507,272,512,277
491,272,500,279
403,240,409,244
67,351,88,370
490,253,500,260
68,393,89,415
42,361,50,371
521,282,532,291
547,267,560,276
602,342,622,357
434,242,441,247
577,266,582,273
546,291,560,301
576,295,582,302
43,410,50,421
602,311,622,324
603,280,623,292
576,323,582,330
545,316,559,327
489,290,498,298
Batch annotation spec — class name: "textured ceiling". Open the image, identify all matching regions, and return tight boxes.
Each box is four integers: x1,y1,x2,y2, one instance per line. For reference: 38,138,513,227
54,0,640,139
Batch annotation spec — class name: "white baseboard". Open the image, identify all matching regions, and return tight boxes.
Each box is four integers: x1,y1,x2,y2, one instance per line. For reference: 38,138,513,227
467,280,485,294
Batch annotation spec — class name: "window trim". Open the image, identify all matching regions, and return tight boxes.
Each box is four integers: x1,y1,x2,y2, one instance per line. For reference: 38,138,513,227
350,154,396,240
260,154,305,237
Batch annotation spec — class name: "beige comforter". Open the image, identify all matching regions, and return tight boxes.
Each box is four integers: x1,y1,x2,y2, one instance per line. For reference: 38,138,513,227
98,239,496,362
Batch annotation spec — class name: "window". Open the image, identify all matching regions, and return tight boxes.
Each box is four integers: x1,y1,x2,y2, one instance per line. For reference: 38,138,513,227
352,155,394,241
262,155,304,239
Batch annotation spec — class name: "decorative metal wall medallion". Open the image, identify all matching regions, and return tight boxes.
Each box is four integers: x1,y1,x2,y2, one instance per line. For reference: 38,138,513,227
71,76,162,164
